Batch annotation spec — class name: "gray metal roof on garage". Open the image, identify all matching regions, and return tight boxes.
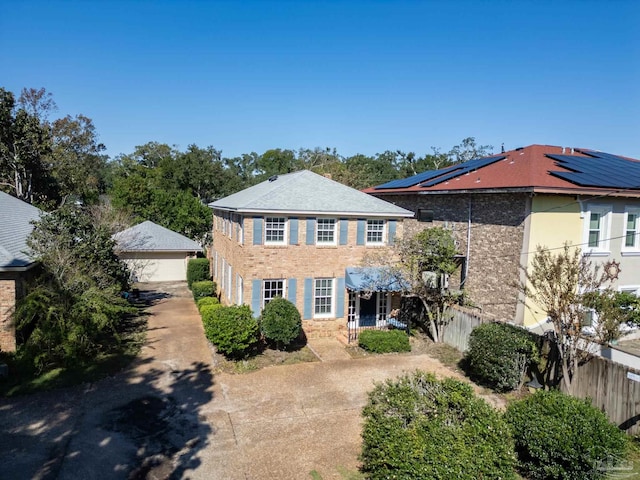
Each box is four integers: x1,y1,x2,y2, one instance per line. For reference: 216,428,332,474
113,221,203,252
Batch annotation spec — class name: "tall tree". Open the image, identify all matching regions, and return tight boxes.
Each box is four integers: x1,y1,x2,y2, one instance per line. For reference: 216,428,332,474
0,88,55,204
51,114,107,205
364,226,462,342
447,137,493,163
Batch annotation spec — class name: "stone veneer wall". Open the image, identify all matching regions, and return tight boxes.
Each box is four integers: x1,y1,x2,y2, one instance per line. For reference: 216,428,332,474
375,192,529,323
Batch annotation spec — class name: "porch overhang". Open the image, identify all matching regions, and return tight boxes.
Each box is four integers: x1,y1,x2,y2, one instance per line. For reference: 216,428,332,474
345,267,408,292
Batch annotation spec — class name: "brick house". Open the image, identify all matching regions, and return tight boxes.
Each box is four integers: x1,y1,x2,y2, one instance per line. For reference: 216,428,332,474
208,170,413,339
366,145,640,329
0,192,42,351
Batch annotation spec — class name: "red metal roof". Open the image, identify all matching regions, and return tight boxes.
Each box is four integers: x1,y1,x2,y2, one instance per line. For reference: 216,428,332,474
364,145,640,197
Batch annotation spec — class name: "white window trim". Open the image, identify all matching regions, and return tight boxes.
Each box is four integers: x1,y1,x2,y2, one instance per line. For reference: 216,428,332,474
263,279,286,307
237,275,243,304
619,285,640,296
622,207,640,254
238,215,244,245
316,218,338,246
227,264,233,301
366,219,386,246
313,278,335,319
583,204,612,256
264,217,288,245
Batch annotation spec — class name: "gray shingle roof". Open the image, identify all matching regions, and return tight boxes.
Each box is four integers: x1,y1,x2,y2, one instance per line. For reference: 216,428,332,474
0,192,43,270
113,221,203,252
208,170,414,217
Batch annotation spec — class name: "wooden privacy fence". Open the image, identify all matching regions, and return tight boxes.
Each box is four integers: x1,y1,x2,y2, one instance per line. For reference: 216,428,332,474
563,354,640,435
442,306,490,352
438,305,640,435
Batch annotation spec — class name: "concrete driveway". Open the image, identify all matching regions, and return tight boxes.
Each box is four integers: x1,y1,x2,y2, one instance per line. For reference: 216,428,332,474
0,282,484,480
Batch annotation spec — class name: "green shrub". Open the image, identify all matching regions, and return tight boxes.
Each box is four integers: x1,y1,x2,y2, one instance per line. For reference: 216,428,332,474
202,305,259,358
191,280,216,301
200,303,223,321
197,296,219,311
465,322,539,392
505,390,628,480
358,329,410,353
361,371,517,479
187,258,211,288
259,297,302,349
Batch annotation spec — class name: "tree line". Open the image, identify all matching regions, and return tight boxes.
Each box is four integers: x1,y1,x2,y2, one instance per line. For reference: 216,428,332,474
1,86,493,243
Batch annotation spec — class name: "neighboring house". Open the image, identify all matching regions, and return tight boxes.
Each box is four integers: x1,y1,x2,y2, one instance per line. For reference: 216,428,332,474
208,170,414,339
113,221,203,282
0,192,42,352
366,145,640,329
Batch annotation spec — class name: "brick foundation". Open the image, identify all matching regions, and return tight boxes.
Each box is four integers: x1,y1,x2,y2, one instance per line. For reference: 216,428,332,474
0,279,17,352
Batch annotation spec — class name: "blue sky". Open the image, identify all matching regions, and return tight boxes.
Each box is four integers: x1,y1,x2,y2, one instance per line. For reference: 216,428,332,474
2,1,639,160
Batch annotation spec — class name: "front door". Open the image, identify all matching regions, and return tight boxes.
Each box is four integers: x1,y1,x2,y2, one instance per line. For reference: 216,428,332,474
359,294,377,327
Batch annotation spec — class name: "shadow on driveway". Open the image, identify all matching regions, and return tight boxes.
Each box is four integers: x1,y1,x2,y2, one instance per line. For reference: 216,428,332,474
0,282,215,480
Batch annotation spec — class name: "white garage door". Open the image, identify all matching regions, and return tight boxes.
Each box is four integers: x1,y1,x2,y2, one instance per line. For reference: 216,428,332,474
120,252,189,282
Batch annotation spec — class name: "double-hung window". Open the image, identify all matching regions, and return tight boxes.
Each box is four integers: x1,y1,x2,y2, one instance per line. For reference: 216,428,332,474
314,278,334,317
265,217,286,245
366,219,385,245
584,204,612,255
263,279,285,307
623,207,640,252
316,218,337,245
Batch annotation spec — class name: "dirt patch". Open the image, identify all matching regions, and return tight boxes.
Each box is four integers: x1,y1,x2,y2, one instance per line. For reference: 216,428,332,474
211,345,319,374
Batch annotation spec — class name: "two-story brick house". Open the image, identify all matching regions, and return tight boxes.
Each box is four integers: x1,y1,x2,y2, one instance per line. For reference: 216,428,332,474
208,170,413,339
366,145,640,329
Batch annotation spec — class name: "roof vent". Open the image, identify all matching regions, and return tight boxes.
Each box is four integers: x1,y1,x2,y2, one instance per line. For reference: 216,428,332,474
268,175,278,182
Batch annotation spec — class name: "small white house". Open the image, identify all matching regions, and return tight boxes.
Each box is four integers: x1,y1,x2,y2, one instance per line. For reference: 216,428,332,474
113,221,203,282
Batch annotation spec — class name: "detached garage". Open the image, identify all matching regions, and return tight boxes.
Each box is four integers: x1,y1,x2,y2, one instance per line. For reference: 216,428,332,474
113,221,203,282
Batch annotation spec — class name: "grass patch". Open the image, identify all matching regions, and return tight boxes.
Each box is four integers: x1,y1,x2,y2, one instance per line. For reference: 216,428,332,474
0,310,147,397
213,344,319,374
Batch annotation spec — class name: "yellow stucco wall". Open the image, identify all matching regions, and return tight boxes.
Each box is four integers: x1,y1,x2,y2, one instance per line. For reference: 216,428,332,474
522,194,583,327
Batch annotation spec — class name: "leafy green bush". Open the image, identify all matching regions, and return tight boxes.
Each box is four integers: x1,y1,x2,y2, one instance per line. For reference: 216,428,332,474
200,303,222,321
191,280,216,301
187,258,211,288
259,297,302,349
197,296,219,311
358,329,411,353
505,390,628,480
361,371,516,479
465,322,539,392
202,305,259,358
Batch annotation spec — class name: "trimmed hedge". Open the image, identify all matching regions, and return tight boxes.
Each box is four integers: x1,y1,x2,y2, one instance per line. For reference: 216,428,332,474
191,280,216,301
505,390,628,480
361,371,517,479
202,305,259,358
465,322,538,392
187,258,210,288
200,303,222,320
259,297,302,349
358,329,411,353
197,296,219,312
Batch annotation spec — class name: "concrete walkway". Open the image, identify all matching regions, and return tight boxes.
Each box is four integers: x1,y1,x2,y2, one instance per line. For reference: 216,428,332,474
0,283,494,480
306,337,353,362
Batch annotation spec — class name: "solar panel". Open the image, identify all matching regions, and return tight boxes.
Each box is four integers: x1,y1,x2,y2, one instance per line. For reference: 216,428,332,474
548,151,640,189
420,155,506,187
374,164,458,189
